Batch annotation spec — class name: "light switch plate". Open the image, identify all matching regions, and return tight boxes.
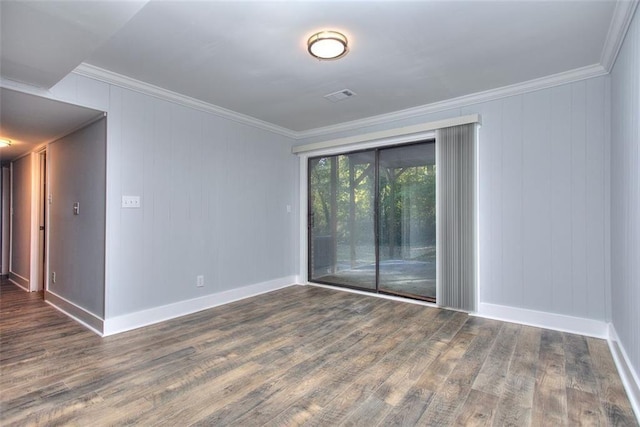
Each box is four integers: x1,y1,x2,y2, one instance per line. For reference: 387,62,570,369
122,195,141,208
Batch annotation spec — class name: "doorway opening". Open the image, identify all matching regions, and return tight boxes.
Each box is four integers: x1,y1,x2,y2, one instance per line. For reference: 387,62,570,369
36,149,47,292
308,140,436,302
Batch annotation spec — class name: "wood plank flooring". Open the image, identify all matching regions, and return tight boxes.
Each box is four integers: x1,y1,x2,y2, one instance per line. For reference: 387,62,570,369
0,281,637,426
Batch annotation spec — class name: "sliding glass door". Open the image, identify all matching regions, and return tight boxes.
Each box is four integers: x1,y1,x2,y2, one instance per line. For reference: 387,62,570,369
308,152,376,290
378,143,436,300
308,140,436,302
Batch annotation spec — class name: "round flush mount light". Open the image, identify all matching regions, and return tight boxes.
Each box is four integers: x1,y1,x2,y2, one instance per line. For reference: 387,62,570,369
307,31,348,60
0,138,11,148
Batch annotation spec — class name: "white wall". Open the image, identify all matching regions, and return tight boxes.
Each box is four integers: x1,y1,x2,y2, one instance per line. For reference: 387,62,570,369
10,154,32,288
48,73,299,320
611,7,640,392
43,66,610,328
295,75,610,322
48,117,106,318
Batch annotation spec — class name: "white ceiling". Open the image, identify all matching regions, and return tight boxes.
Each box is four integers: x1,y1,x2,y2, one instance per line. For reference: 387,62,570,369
0,0,632,148
0,1,147,88
0,88,103,162
85,1,617,132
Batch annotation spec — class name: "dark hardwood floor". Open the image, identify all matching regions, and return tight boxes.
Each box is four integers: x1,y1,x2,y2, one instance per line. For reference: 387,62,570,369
0,281,636,426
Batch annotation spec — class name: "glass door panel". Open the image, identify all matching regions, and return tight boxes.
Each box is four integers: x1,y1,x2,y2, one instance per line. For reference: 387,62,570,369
309,152,376,290
378,143,436,301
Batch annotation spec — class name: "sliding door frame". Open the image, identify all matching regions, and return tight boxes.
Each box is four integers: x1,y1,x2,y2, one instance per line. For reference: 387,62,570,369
305,137,436,301
307,146,378,293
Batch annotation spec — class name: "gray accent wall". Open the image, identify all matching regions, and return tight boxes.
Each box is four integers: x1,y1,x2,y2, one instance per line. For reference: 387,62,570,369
611,8,639,390
48,74,298,320
296,75,610,321
10,154,32,285
48,117,106,317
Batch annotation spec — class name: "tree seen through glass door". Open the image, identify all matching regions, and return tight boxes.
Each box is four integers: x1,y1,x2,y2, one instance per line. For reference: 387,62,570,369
308,141,436,301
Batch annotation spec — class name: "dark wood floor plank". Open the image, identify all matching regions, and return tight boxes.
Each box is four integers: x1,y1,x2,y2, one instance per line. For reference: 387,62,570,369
564,332,600,394
418,319,502,426
453,388,499,427
493,325,541,426
472,322,520,397
531,329,569,425
0,281,637,426
378,385,434,427
567,388,607,426
311,309,450,421
587,337,637,411
222,302,426,425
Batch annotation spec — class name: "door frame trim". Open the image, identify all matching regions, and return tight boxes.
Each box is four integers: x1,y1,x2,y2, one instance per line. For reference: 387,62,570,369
29,146,48,292
299,130,436,301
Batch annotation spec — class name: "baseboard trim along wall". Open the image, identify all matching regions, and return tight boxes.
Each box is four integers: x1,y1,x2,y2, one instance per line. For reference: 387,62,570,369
9,272,29,291
608,323,640,421
476,302,640,421
102,276,298,336
44,290,104,336
475,302,609,339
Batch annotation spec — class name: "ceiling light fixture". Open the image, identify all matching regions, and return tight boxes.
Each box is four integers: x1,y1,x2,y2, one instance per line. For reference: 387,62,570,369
0,139,11,148
307,31,348,60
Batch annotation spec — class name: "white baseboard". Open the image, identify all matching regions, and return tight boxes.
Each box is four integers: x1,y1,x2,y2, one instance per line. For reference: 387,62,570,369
45,290,104,336
608,323,640,421
9,271,30,291
103,276,297,336
475,302,609,338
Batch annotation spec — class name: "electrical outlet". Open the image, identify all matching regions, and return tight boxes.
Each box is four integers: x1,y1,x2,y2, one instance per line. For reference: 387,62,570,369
196,275,204,287
122,195,141,208
52,272,56,283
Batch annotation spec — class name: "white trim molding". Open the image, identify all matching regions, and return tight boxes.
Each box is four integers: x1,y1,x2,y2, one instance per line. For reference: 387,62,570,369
9,272,29,291
73,63,298,139
608,323,640,421
295,64,606,139
475,302,609,339
0,77,54,99
601,0,640,71
292,114,480,154
71,63,609,143
45,290,105,335
29,152,40,292
103,276,297,336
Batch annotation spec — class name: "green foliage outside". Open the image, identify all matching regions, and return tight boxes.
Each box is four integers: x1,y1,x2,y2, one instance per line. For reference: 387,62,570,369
310,151,436,263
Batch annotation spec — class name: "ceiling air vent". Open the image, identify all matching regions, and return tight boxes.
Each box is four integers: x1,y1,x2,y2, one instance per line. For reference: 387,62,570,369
324,89,356,103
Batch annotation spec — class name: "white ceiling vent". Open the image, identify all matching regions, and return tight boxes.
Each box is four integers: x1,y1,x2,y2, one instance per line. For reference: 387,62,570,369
324,89,356,103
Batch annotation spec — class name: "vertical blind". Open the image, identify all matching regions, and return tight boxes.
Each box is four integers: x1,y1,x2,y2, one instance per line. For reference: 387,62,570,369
436,123,477,311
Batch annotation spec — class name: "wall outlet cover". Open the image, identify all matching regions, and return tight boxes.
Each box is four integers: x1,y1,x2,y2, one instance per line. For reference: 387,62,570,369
122,195,141,208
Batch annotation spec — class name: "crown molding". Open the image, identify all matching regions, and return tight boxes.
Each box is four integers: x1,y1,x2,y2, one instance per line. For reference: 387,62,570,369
295,63,608,140
601,0,639,72
73,61,609,142
72,63,298,139
0,77,53,98
9,1,636,144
